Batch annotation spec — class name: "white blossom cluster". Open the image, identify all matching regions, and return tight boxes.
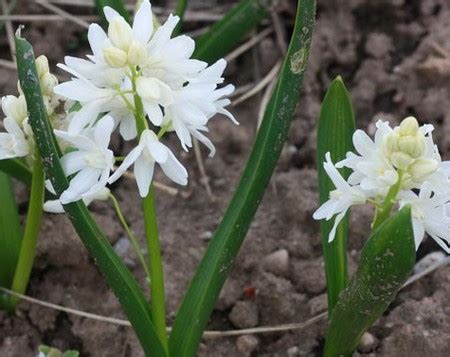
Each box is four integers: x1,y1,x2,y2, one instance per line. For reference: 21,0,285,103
0,0,236,211
313,116,450,253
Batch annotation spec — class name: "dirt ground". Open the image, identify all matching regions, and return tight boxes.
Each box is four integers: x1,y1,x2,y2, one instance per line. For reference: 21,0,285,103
2,0,450,356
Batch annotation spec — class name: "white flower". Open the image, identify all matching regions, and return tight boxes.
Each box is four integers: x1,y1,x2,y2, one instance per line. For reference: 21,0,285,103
164,59,237,152
313,152,367,242
337,120,398,196
55,116,115,204
2,95,27,124
0,117,31,159
108,129,187,197
44,186,110,213
141,14,207,86
399,183,450,253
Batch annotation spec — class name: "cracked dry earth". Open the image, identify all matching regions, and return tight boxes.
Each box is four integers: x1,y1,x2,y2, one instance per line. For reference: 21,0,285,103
2,0,450,356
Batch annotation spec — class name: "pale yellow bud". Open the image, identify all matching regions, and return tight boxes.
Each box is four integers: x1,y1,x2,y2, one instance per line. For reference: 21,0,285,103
391,151,414,170
398,134,425,158
127,41,147,66
136,77,160,100
408,158,439,180
108,18,133,51
136,77,173,105
399,116,419,136
35,55,50,78
103,46,128,68
40,73,58,96
384,132,399,154
1,95,27,123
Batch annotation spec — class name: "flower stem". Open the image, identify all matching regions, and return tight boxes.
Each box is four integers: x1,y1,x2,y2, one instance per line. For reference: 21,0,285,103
110,193,151,280
131,67,169,352
372,171,404,230
8,153,45,309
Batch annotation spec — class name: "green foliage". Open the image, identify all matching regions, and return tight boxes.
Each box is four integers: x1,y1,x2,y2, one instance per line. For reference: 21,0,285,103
0,158,32,186
38,345,80,357
316,77,356,313
0,172,22,308
169,1,317,356
324,206,416,356
193,0,269,63
15,33,165,357
173,0,188,36
95,0,130,27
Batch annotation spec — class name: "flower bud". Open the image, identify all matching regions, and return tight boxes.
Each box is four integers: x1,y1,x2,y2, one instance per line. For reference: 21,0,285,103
40,73,58,96
35,55,50,78
2,95,27,123
136,77,173,105
103,46,128,68
136,77,160,100
398,134,425,158
390,151,414,170
127,41,147,66
399,116,419,136
408,158,439,180
383,132,399,155
108,18,133,51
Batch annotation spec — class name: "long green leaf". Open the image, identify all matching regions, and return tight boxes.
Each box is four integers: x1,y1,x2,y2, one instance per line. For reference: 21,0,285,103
15,34,165,357
193,0,269,63
324,206,416,356
173,0,188,36
316,77,355,314
0,172,22,308
169,1,316,355
95,0,130,26
0,158,32,186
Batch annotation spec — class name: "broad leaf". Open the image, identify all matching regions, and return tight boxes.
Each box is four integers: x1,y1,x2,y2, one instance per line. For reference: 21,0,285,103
169,1,317,355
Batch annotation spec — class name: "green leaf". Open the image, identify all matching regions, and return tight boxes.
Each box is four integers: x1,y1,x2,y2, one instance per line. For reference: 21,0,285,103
15,34,166,357
0,158,32,186
193,0,269,63
0,172,22,307
95,0,130,27
169,1,316,356
173,0,188,36
324,206,416,356
316,77,356,314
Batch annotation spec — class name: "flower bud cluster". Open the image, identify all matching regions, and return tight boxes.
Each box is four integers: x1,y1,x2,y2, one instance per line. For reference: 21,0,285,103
383,116,439,181
0,55,64,162
103,17,148,68
314,117,450,254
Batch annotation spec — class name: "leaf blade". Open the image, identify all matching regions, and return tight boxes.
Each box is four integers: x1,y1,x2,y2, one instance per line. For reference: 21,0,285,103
169,1,317,355
193,0,269,63
0,172,22,306
324,206,416,356
316,77,356,313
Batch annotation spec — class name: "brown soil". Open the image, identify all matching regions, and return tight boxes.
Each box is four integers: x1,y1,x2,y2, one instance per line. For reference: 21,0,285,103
2,0,450,356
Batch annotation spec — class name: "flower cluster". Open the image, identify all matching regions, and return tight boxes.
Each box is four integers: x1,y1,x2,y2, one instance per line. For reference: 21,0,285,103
314,116,450,253
54,0,236,200
0,0,236,211
0,55,63,162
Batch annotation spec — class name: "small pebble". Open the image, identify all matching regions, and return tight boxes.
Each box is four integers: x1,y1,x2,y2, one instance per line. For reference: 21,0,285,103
236,335,259,355
199,231,213,241
229,300,259,329
262,249,289,277
358,332,378,353
413,251,446,274
287,346,299,356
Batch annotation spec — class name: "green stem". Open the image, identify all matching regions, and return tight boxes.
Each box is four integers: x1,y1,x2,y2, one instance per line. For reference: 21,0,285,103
110,193,151,280
372,171,403,230
8,153,45,308
132,67,168,352
174,0,188,36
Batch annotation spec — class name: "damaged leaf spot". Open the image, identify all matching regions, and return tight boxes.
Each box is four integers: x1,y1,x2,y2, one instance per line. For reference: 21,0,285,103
290,48,308,74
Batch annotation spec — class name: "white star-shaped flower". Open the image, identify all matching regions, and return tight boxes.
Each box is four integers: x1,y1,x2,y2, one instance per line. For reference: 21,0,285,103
55,115,115,204
313,152,367,242
108,129,187,197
